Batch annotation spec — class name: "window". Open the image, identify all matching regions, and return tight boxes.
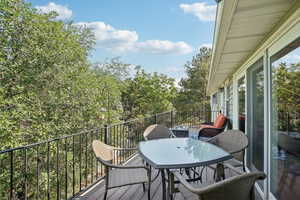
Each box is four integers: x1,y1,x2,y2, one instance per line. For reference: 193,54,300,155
247,58,264,189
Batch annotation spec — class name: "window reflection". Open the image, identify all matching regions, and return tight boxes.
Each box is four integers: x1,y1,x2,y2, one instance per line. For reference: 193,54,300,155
271,37,300,200
238,77,246,132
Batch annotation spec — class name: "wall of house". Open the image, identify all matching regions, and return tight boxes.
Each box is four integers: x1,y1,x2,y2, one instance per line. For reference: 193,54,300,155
209,5,300,200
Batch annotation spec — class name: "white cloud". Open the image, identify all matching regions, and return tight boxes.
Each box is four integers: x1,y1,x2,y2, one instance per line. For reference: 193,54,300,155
135,40,193,55
76,21,193,55
180,2,216,21
76,22,138,52
36,2,73,20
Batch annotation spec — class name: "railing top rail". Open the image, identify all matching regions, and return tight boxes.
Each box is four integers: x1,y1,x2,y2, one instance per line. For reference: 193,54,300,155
0,127,102,154
0,109,211,154
108,110,174,127
0,111,173,154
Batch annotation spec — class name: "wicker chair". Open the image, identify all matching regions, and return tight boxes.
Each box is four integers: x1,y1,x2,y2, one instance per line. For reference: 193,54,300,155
143,124,174,140
172,169,266,200
206,130,248,180
92,140,151,200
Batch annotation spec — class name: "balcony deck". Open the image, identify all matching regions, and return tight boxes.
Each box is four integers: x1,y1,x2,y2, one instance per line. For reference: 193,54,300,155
79,155,263,200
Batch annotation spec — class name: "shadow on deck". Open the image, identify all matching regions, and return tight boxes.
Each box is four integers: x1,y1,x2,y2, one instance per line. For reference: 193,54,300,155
79,155,263,200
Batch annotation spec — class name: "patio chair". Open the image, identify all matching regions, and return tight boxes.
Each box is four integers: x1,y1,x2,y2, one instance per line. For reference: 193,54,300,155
205,130,248,181
198,114,228,138
172,168,266,200
92,140,151,200
143,124,174,140
211,130,248,170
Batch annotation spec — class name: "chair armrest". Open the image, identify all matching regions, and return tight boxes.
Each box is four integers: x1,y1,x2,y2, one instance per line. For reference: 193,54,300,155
112,147,138,151
199,128,223,138
98,158,149,171
173,170,247,195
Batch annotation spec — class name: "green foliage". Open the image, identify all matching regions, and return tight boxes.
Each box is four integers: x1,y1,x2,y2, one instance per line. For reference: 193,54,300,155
121,67,177,119
273,63,300,132
0,0,117,149
174,47,211,112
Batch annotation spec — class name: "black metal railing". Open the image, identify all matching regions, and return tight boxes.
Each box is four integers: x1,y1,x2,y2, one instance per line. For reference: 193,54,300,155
0,109,215,200
278,111,300,133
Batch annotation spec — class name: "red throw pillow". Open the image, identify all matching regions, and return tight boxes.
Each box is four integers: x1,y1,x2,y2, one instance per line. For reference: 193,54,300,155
214,114,227,128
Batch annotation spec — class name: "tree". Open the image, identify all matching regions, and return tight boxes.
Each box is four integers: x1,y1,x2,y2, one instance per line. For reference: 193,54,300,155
0,0,99,148
273,62,300,132
174,47,211,113
121,67,177,119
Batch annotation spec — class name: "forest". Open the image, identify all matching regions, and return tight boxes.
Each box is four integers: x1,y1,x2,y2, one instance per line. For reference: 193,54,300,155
0,0,211,150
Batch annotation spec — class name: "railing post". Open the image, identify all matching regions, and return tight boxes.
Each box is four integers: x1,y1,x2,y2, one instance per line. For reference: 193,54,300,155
287,112,290,135
171,111,173,127
104,124,109,144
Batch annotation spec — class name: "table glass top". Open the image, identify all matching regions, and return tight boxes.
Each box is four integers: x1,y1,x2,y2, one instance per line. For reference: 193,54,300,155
139,138,232,168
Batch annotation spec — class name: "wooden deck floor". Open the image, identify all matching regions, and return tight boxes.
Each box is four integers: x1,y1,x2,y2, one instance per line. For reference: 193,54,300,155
79,155,262,200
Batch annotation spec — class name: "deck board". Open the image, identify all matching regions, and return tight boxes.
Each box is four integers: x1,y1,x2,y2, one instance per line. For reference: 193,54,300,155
80,155,263,200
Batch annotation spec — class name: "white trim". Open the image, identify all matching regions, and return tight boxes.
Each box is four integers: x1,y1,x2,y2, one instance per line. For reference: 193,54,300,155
263,51,269,200
208,0,239,94
269,21,300,57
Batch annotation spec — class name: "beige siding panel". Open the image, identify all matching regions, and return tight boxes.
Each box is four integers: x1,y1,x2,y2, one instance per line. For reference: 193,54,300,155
223,36,265,53
231,12,283,26
220,52,249,63
235,3,290,19
228,23,276,39
237,0,295,9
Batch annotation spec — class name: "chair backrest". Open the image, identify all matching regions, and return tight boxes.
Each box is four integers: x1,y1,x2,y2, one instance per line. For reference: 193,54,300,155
92,140,114,162
211,130,248,161
199,172,266,200
143,124,170,140
213,114,227,128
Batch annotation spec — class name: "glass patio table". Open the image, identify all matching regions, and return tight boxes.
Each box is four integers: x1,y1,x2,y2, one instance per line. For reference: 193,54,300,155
138,138,233,200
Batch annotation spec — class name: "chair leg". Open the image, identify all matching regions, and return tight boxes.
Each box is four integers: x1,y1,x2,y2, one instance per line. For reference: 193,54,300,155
103,190,108,200
215,163,225,182
148,169,151,200
148,183,151,200
243,163,246,172
142,183,146,192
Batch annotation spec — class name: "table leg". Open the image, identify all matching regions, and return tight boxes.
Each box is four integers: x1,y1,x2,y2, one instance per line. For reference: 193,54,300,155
167,169,174,200
161,169,167,200
215,163,225,182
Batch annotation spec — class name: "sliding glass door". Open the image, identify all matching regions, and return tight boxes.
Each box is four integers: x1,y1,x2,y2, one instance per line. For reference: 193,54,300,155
270,37,300,200
247,58,265,189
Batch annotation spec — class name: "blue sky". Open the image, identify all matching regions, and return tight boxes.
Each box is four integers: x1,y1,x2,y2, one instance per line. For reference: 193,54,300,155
28,0,217,81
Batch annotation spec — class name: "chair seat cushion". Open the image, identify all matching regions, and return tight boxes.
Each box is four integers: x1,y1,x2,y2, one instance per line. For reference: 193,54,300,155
200,125,216,129
108,167,148,188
